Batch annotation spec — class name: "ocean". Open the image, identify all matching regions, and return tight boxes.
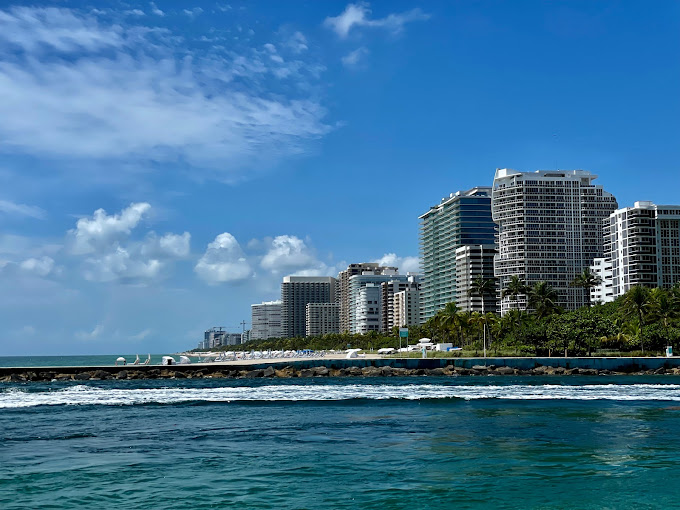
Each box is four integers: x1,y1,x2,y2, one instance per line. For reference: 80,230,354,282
2,376,680,508
0,355,173,368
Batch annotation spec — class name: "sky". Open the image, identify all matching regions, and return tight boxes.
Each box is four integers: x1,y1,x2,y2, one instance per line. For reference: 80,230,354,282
0,1,678,355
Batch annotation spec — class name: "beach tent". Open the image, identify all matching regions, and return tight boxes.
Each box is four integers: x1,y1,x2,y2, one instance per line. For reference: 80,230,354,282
346,348,362,359
115,357,126,366
377,348,395,354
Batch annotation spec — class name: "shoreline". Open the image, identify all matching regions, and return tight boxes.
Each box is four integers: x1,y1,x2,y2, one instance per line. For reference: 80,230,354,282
2,356,680,382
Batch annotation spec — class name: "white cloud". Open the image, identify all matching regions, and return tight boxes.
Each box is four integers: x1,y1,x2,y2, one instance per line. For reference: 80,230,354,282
19,256,55,277
68,203,187,283
0,6,330,182
149,3,164,16
373,253,420,273
76,323,104,340
130,328,152,340
0,199,46,219
324,2,429,38
142,232,191,258
70,203,151,255
125,9,145,17
195,233,252,284
341,47,368,68
83,247,161,283
183,7,204,17
287,31,308,53
260,235,318,273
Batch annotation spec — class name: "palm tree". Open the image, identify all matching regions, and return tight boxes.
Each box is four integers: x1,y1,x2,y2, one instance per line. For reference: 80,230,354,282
570,267,602,307
528,281,561,319
502,275,528,310
622,285,651,353
647,288,679,329
468,276,496,356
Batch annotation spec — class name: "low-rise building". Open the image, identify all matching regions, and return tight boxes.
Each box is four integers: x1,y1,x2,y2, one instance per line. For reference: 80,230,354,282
590,257,614,304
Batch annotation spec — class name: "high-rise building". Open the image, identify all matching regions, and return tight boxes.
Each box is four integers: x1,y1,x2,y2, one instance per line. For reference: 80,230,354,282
419,187,496,322
590,257,614,304
605,201,680,297
455,244,498,313
348,272,407,333
306,303,340,337
492,169,617,314
281,276,336,338
393,287,421,328
251,300,283,340
381,274,421,331
336,263,397,332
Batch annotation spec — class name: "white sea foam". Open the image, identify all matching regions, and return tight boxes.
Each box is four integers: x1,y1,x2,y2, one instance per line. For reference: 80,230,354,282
2,383,680,408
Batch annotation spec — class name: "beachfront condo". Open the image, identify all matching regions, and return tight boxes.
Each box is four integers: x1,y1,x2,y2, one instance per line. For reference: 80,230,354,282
492,169,618,315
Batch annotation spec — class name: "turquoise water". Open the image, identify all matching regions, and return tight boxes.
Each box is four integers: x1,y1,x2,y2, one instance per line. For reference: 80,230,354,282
0,355,172,367
2,376,680,509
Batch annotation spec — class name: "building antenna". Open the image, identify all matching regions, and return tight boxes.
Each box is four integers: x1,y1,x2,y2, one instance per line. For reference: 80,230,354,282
240,320,247,334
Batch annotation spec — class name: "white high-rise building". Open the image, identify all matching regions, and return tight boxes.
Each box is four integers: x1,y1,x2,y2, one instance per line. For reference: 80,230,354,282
348,272,408,334
492,169,617,314
605,201,680,297
251,301,283,340
393,288,421,328
590,257,614,304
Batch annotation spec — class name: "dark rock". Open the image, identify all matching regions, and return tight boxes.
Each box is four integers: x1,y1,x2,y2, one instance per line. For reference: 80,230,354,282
554,367,566,375
56,373,72,381
92,370,110,380
348,367,363,376
74,372,90,380
9,373,26,382
173,371,185,379
580,368,598,376
427,368,446,376
263,366,276,377
361,367,381,377
148,369,161,377
496,366,515,375
313,367,329,377
245,370,264,378
471,365,488,372
654,368,666,375
39,371,56,380
299,369,314,378
380,366,394,376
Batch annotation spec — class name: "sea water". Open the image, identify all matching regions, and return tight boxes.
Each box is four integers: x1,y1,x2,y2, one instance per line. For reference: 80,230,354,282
2,376,680,509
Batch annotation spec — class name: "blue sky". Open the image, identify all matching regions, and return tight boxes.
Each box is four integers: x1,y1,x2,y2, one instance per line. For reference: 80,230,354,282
0,1,678,355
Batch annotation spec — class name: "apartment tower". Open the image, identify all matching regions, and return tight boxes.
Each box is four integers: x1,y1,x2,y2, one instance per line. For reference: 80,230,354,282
419,187,496,322
605,201,680,297
336,263,397,332
250,300,283,340
492,169,617,314
281,276,336,338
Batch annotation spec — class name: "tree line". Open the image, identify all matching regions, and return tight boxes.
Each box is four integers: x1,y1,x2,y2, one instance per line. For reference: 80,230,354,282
204,270,680,357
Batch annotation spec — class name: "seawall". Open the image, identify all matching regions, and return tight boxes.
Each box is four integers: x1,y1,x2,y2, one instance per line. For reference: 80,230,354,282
2,357,680,382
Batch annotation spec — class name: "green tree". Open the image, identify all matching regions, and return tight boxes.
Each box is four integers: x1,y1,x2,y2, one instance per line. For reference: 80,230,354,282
528,281,561,319
502,275,528,310
570,267,602,307
468,276,496,356
622,286,651,353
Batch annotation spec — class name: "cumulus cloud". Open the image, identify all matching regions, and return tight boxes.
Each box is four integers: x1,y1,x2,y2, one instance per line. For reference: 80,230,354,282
69,203,151,255
373,253,420,273
83,247,161,283
260,235,319,273
68,203,187,283
0,199,46,219
142,232,191,258
0,6,330,181
341,47,368,68
19,256,55,277
149,3,164,16
195,233,252,284
324,2,429,38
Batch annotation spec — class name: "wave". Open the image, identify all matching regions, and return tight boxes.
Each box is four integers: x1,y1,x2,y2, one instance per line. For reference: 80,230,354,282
3,383,680,408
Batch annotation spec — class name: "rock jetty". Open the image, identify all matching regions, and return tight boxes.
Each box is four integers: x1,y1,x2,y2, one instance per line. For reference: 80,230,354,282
2,363,680,382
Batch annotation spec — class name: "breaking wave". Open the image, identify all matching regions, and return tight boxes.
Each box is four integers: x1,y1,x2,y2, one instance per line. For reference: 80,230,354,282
3,383,680,408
